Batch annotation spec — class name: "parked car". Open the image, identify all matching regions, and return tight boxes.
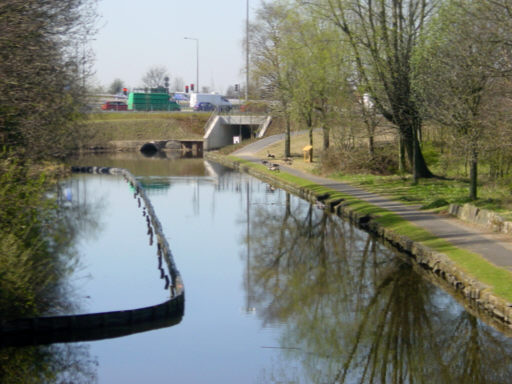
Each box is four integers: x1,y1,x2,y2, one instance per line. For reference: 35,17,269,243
101,101,128,111
193,102,215,111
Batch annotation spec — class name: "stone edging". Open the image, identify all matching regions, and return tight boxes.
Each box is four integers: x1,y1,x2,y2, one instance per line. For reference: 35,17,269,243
206,153,512,334
449,203,512,236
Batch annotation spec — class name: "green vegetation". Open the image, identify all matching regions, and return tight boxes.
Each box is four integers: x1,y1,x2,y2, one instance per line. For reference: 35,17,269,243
0,0,97,160
0,155,75,320
249,0,512,201
0,1,100,379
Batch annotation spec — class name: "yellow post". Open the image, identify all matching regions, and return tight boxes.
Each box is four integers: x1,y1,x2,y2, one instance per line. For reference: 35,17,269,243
303,145,313,163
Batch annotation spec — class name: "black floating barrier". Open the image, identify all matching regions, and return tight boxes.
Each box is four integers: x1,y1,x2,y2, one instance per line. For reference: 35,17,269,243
0,166,185,347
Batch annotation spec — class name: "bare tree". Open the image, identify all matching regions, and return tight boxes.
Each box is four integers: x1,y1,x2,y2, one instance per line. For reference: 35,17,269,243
250,0,295,157
108,78,125,94
141,66,170,89
302,0,436,181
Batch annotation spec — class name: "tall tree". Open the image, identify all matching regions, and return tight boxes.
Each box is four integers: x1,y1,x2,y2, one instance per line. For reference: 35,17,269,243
250,0,295,157
0,0,97,159
302,0,435,180
413,0,509,199
285,8,349,151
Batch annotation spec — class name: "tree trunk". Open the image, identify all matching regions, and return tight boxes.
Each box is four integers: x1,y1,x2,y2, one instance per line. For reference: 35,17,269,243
469,144,478,200
402,123,433,178
285,115,291,158
398,136,406,174
368,134,375,159
322,126,329,150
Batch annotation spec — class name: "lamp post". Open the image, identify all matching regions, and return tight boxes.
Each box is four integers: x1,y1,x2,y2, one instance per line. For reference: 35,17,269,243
245,0,249,101
184,37,199,93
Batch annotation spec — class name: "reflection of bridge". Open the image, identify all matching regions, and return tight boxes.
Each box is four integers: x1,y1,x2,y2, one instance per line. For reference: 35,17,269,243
0,166,185,347
140,139,203,155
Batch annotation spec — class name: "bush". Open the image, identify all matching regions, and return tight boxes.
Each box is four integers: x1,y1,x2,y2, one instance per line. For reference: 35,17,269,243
320,143,399,175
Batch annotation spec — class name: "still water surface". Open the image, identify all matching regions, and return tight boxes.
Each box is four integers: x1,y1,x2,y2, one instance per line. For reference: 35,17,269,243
7,153,512,383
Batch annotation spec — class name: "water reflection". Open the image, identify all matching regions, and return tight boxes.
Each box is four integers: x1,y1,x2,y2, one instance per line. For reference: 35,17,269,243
0,164,101,382
246,193,512,383
4,153,512,383
0,344,98,383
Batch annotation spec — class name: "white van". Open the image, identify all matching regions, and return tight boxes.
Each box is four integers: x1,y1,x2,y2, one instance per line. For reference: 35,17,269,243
189,93,232,111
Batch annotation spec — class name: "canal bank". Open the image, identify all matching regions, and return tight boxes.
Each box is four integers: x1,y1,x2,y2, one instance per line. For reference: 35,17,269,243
205,151,512,334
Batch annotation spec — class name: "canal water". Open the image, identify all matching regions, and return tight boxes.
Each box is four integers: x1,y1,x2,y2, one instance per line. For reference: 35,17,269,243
3,153,512,383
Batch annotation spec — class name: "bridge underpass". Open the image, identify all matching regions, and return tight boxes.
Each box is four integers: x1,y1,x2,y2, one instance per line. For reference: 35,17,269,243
203,114,272,150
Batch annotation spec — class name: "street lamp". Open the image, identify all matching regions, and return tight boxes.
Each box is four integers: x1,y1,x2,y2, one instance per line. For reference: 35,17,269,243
246,0,249,101
184,37,199,93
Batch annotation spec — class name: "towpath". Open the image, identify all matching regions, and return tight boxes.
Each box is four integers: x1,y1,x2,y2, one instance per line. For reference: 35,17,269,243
233,136,512,271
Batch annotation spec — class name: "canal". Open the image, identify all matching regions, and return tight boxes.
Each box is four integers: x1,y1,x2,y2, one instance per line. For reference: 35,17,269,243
3,152,512,383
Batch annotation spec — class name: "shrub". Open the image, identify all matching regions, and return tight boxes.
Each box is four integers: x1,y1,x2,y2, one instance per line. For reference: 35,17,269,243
320,144,398,175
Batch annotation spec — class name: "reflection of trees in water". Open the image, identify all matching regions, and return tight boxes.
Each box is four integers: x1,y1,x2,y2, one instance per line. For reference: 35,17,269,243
247,192,512,383
0,167,101,382
437,310,512,384
0,344,97,383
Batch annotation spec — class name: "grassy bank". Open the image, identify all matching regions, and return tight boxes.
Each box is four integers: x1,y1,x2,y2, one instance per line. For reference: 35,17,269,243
83,112,209,148
253,130,512,220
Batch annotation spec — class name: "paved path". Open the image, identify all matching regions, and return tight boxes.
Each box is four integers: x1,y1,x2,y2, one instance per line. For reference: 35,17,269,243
234,138,512,270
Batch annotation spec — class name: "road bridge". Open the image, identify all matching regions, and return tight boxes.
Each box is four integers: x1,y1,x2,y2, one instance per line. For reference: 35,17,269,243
137,112,272,155
203,113,272,150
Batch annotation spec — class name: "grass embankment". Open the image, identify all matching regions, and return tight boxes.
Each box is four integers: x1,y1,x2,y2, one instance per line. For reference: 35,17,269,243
83,112,210,148
230,156,512,303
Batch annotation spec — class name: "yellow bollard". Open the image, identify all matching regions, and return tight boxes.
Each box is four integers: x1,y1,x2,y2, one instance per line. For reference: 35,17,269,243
303,145,313,163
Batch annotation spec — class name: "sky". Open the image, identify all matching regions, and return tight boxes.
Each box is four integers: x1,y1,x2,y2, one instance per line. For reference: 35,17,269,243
92,0,255,94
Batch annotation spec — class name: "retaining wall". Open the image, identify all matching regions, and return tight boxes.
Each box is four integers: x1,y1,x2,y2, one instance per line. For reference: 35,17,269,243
449,203,512,236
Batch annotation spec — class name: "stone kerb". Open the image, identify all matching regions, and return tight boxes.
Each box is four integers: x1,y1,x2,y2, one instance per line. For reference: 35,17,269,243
449,203,512,235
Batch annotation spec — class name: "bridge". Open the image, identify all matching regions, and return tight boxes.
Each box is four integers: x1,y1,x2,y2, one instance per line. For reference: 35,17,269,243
203,112,272,150
138,112,272,155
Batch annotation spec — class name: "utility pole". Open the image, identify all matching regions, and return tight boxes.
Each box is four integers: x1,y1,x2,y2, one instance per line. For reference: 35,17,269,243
245,0,249,101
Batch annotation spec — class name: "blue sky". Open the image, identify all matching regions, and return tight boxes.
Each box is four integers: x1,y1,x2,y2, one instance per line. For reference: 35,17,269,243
92,0,255,93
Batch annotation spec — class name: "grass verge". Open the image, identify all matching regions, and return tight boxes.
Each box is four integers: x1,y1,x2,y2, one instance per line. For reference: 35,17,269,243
82,112,209,146
330,173,512,220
